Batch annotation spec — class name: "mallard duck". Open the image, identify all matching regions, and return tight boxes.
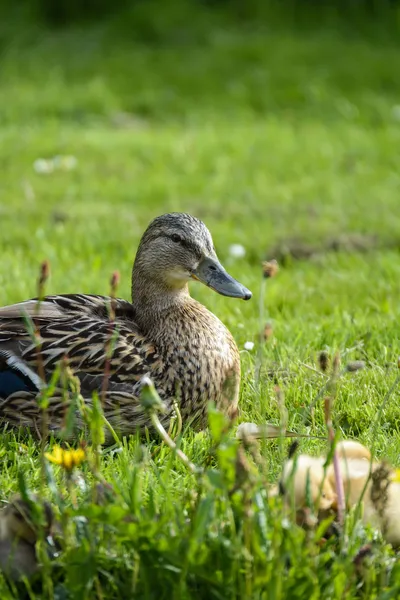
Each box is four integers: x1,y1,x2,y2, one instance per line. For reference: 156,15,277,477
0,495,55,580
0,213,251,439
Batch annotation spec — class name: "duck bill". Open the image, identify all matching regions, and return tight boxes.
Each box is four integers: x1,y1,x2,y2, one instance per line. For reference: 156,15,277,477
191,257,252,300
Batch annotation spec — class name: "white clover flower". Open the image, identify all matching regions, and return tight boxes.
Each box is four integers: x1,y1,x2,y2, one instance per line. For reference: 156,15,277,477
33,159,54,174
34,155,78,174
244,341,254,351
229,243,246,258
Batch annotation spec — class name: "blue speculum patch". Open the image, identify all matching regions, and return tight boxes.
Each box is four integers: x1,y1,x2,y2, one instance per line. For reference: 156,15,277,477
0,368,36,397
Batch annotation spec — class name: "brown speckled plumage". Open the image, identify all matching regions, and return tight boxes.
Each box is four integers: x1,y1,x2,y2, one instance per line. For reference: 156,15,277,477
0,495,55,580
0,213,251,440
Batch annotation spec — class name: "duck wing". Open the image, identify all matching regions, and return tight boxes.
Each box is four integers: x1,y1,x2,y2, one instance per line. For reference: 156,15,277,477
0,293,136,326
0,387,158,440
0,294,159,382
0,295,165,437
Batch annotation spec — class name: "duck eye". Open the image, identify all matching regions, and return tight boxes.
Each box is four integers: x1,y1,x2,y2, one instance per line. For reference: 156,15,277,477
171,234,183,244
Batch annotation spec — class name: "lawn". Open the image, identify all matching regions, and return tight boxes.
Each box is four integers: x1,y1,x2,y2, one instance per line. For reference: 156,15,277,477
1,3,400,597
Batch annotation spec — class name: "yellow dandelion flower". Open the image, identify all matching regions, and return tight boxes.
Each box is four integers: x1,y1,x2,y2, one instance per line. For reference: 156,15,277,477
45,446,86,471
45,446,64,465
391,469,400,483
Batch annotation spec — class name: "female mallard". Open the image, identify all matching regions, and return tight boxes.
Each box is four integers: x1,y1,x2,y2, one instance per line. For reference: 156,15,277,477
0,213,251,439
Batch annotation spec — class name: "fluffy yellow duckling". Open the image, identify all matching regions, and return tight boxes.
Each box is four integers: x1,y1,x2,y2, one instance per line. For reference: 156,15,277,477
333,460,400,546
280,454,337,526
327,441,400,547
374,474,400,547
0,495,54,580
278,442,369,516
334,440,371,462
326,440,372,507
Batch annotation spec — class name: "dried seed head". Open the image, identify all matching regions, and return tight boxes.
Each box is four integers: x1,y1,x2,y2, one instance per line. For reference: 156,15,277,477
332,352,341,375
318,351,330,373
37,261,50,300
39,260,50,286
262,259,279,279
263,322,273,341
108,271,120,321
324,396,332,425
110,271,120,294
397,356,400,369
370,462,391,519
345,360,365,372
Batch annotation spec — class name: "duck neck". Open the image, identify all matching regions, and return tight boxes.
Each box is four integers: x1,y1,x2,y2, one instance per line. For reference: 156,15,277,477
131,272,191,336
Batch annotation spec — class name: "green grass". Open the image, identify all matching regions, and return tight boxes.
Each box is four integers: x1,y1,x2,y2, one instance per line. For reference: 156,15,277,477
1,5,400,597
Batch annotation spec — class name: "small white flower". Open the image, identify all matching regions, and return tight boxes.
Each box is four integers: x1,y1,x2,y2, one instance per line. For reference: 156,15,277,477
244,341,254,351
229,243,246,258
72,472,87,492
34,155,78,174
33,159,54,174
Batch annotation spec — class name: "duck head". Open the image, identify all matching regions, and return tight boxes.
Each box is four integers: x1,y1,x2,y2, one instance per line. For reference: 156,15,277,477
132,213,252,301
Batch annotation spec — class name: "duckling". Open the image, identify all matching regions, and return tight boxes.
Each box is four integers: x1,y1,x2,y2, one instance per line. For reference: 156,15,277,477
278,442,370,514
280,454,337,527
0,495,54,580
335,440,371,462
375,477,400,547
331,460,400,546
326,440,372,509
326,442,400,547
